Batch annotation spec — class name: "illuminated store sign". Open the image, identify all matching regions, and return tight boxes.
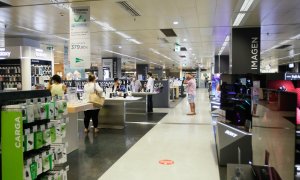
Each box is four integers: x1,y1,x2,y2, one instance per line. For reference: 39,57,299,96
35,49,47,58
225,130,238,138
285,72,300,80
0,48,11,58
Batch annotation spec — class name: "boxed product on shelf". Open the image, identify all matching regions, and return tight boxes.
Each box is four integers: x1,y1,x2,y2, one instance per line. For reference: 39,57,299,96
43,128,51,146
24,159,32,180
33,99,41,121
47,101,55,120
35,155,43,176
42,150,54,173
34,130,44,150
50,126,57,143
23,128,34,152
51,143,67,164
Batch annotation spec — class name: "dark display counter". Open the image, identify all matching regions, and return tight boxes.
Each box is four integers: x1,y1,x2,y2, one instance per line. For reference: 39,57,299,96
215,119,252,166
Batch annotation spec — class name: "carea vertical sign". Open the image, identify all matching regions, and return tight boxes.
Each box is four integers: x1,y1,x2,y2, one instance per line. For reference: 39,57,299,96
232,27,260,74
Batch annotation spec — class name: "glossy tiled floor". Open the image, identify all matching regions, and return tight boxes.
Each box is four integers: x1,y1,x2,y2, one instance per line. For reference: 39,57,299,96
98,89,220,180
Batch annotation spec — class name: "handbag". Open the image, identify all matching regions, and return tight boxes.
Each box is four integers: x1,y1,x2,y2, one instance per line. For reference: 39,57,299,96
89,83,105,108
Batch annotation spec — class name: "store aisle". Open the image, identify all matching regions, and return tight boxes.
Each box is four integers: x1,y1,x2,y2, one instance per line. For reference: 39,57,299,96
98,89,219,180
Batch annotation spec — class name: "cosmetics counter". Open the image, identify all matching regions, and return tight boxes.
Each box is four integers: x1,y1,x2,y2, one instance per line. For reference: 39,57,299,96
0,90,69,180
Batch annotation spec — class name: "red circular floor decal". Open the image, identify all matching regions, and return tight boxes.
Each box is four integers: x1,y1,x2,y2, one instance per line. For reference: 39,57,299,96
159,160,174,165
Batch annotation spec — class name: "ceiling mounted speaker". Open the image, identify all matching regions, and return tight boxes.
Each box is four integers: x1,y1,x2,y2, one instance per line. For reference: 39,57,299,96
117,1,141,17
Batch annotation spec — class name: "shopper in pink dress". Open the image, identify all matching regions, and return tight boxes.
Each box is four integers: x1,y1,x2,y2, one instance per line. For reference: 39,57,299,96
184,74,197,115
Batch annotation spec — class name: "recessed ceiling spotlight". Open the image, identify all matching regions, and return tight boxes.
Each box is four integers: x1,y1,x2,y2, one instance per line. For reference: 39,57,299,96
188,48,192,50
183,38,187,42
173,21,179,25
118,46,122,49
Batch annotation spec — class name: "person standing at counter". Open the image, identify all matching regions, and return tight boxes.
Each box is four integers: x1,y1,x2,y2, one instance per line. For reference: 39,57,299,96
184,73,196,115
146,72,154,112
130,76,142,92
47,74,67,97
83,74,103,133
112,77,120,92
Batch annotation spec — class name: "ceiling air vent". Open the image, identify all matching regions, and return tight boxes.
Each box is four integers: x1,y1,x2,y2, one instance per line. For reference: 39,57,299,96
160,29,177,37
179,55,186,58
0,1,11,7
275,45,291,49
180,47,187,51
117,1,141,16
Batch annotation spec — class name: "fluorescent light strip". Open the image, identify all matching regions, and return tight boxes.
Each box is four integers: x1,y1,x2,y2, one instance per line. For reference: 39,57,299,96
54,35,69,41
94,21,116,31
16,26,43,33
116,31,131,39
218,35,230,55
233,13,246,26
104,50,146,62
240,0,254,12
128,39,142,44
291,34,300,40
279,40,291,45
149,48,175,62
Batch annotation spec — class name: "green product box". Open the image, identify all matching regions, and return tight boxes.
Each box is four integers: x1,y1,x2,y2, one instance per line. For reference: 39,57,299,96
43,128,51,146
50,126,57,143
30,161,38,180
34,131,44,149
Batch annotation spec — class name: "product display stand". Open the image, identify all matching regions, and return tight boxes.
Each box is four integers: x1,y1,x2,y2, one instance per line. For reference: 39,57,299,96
0,90,69,180
215,118,252,166
99,97,142,129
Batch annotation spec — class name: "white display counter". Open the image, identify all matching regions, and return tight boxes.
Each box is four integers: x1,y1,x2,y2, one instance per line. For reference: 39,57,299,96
66,102,93,154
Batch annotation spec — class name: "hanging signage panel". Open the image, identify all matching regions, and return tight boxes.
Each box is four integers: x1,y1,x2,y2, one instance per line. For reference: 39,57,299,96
232,27,261,74
69,6,90,68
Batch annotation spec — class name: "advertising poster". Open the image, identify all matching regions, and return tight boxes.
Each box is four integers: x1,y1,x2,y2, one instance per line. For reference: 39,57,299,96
69,6,90,68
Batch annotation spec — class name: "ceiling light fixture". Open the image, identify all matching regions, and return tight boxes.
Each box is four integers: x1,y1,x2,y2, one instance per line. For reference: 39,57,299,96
118,46,122,49
240,0,254,12
53,35,69,41
183,38,187,42
116,31,131,39
149,48,175,62
16,26,42,33
94,21,116,31
173,21,179,25
233,13,246,26
291,34,300,40
104,50,146,62
218,35,230,55
128,39,142,44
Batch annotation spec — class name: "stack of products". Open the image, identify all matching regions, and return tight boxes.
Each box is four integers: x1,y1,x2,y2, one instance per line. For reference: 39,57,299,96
2,97,69,180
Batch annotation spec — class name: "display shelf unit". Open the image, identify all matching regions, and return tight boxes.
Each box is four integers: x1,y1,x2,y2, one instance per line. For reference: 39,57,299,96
0,59,22,90
0,90,69,180
31,59,52,87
